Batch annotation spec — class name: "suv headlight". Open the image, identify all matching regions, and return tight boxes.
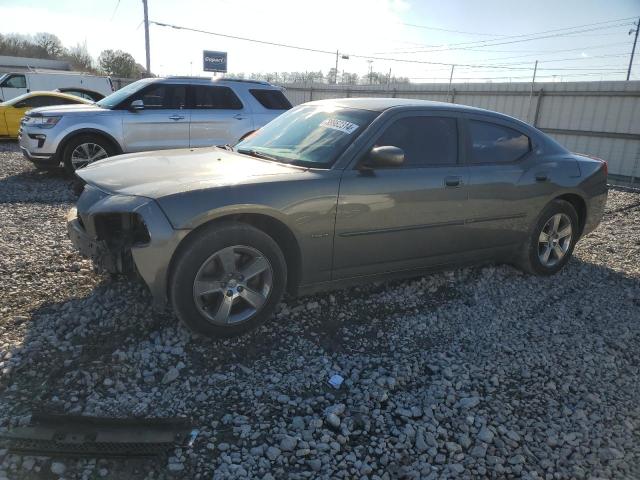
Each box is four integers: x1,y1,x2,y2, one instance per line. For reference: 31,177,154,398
24,115,62,129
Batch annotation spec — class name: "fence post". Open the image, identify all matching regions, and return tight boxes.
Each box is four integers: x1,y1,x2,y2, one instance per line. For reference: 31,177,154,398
346,89,351,98
309,86,313,102
533,88,544,127
392,88,397,98
451,88,456,104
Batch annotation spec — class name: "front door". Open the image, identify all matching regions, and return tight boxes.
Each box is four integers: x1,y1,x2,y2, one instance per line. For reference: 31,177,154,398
188,84,253,147
333,113,470,279
122,83,190,152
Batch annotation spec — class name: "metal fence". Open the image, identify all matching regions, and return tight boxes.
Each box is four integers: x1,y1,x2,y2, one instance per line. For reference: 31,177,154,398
280,81,640,183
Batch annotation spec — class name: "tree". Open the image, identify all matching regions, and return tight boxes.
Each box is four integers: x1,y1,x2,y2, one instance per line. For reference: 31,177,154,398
34,32,64,58
65,42,93,72
98,49,137,77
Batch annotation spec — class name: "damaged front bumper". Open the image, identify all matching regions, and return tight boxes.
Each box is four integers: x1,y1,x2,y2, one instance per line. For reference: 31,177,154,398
67,184,188,307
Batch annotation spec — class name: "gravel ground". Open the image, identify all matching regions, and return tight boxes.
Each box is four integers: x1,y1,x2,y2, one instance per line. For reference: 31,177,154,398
1,140,639,480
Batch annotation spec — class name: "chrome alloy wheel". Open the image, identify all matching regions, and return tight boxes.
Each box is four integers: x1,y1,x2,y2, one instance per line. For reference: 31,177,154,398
70,142,109,169
538,213,573,267
192,245,273,326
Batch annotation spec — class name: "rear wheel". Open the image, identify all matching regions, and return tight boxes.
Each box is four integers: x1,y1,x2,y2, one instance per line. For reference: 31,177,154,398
519,199,578,275
170,222,287,337
62,134,116,175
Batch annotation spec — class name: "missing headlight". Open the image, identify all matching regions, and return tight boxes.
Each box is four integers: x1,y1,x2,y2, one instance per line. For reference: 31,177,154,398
94,213,150,245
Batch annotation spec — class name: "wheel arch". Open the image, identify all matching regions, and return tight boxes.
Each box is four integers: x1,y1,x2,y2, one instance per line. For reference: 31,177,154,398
168,212,302,297
56,128,123,159
553,193,587,236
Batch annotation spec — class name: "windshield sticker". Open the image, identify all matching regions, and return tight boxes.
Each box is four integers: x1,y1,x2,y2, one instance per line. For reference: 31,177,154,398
320,118,360,134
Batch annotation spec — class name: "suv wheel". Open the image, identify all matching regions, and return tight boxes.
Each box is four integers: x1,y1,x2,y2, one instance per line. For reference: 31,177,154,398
170,222,287,337
519,199,578,275
62,134,116,175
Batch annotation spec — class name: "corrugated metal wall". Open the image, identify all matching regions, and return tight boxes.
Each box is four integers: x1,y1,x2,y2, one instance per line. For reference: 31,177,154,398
280,81,640,181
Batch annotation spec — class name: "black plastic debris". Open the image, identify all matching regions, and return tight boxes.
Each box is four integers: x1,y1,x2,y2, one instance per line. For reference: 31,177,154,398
0,413,191,458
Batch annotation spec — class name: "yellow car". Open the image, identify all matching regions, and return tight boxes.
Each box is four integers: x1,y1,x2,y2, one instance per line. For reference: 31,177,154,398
0,91,93,138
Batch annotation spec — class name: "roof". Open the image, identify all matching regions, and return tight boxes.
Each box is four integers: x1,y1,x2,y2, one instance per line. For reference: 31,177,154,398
1,90,94,106
162,76,273,87
305,97,494,113
304,97,533,129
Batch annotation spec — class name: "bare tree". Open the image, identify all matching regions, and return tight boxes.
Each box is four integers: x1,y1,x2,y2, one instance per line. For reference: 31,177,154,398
34,32,64,57
65,42,94,72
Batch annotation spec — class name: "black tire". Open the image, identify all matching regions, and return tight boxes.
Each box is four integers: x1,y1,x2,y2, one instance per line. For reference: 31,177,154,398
170,222,287,338
518,199,579,276
62,134,117,175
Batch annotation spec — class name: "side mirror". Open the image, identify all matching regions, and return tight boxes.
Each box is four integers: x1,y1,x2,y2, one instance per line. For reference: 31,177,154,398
364,146,405,168
129,99,144,111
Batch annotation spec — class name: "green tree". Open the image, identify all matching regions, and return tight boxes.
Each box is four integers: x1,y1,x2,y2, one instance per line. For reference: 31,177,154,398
98,49,136,77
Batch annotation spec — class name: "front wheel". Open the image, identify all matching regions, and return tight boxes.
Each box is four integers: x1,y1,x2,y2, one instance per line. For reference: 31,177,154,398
170,222,287,337
519,199,579,275
62,134,116,175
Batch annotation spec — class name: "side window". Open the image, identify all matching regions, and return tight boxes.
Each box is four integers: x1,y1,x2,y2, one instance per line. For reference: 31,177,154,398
16,97,45,108
134,85,187,109
1,74,27,89
249,89,292,110
192,86,243,109
469,120,530,164
374,116,458,167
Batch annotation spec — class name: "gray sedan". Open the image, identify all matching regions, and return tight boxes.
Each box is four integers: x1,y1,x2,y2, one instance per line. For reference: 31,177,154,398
67,98,608,337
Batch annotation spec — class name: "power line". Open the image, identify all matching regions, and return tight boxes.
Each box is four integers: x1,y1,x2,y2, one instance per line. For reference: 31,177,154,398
372,17,637,54
149,21,632,71
398,22,505,37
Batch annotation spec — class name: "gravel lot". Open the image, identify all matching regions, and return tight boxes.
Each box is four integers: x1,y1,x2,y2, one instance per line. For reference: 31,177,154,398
1,140,639,480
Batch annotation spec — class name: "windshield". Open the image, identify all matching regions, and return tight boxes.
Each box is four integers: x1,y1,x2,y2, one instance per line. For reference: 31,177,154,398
236,105,377,168
96,78,154,109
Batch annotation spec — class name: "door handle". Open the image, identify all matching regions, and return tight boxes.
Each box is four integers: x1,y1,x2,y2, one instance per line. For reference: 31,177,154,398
535,173,548,182
233,114,246,120
445,176,462,187
169,115,185,121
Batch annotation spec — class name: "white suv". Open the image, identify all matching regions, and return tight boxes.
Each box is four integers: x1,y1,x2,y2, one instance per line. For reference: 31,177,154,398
18,77,292,173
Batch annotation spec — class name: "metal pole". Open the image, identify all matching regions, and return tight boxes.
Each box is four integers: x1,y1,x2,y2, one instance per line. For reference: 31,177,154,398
627,18,639,81
527,60,538,123
334,50,339,84
446,65,455,102
142,0,151,75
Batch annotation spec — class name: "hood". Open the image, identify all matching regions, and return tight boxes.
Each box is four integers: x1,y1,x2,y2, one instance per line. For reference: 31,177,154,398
26,104,104,116
78,147,309,199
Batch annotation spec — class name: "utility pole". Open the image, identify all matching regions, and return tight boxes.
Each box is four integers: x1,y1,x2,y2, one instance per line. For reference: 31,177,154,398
334,50,339,84
527,60,538,123
627,18,639,81
446,64,455,102
142,0,151,75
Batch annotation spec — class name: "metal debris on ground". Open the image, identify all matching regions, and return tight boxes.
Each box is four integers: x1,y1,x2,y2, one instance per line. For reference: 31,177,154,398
0,413,191,458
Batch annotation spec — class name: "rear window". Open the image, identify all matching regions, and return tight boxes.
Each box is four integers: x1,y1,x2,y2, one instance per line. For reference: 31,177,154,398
249,89,292,110
192,85,243,110
469,120,530,164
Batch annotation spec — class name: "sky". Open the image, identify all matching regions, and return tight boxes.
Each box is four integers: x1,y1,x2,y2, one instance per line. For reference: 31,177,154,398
0,0,639,83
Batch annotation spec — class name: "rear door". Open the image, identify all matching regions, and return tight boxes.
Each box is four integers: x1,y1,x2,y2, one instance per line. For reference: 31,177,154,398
188,85,252,147
463,116,540,250
0,74,28,102
122,83,190,152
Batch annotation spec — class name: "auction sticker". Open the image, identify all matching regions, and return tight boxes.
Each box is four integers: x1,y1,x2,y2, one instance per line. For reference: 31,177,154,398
320,118,360,134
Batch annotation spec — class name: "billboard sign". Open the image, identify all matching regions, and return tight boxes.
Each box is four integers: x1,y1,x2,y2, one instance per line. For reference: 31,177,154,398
203,50,227,73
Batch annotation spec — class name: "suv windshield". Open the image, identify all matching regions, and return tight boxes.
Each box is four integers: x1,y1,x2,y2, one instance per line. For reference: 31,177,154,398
236,105,377,168
96,78,154,109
